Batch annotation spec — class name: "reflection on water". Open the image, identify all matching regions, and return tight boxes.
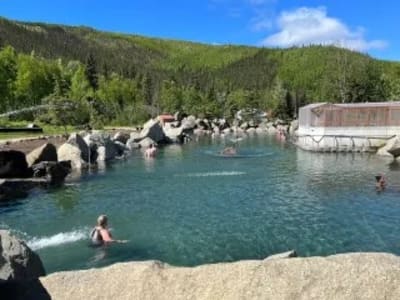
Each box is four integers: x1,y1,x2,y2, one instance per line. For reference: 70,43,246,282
2,135,400,274
52,186,80,210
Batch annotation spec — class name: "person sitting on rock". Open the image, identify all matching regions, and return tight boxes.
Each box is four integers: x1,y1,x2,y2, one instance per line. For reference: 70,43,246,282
90,215,127,245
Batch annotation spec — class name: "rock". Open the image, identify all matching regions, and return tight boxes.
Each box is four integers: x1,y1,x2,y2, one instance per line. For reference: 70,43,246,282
97,145,117,161
163,124,185,143
193,128,205,136
265,250,297,260
181,115,197,130
112,132,130,144
255,127,266,135
113,141,127,156
57,133,90,169
267,126,277,135
84,131,118,162
140,119,166,143
57,143,87,169
289,119,299,136
32,161,71,184
246,127,256,135
26,143,57,167
66,133,89,161
41,253,400,300
240,122,249,130
222,127,232,135
377,136,400,157
174,111,186,122
0,150,32,178
126,138,141,150
0,230,45,280
129,131,141,143
139,137,156,149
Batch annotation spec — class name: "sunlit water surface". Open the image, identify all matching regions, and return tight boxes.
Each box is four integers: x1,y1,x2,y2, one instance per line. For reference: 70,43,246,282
1,135,400,274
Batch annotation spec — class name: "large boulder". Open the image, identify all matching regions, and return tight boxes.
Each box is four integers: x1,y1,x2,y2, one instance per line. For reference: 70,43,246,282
0,150,32,178
163,123,185,143
32,161,71,184
41,253,400,299
0,230,45,280
181,115,197,130
139,137,156,149
26,143,57,167
84,131,118,162
57,133,90,169
112,132,130,144
66,133,89,161
57,143,86,169
377,136,400,157
140,119,166,143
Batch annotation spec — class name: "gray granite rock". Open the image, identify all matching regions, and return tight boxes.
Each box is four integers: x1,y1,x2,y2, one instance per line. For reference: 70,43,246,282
0,230,45,280
41,252,400,300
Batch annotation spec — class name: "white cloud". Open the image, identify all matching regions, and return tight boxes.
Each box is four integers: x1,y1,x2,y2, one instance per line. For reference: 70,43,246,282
261,7,387,51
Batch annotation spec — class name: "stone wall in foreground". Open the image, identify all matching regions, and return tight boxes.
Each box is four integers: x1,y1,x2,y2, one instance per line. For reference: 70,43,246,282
40,253,400,300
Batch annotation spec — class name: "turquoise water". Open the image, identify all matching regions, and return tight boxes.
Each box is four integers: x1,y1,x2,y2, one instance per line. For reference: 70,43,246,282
1,135,400,274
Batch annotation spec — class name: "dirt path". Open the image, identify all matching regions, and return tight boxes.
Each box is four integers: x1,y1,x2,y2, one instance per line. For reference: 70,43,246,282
0,135,68,154
0,128,136,154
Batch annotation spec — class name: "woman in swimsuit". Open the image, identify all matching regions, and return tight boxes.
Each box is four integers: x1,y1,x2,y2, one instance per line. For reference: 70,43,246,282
90,215,128,245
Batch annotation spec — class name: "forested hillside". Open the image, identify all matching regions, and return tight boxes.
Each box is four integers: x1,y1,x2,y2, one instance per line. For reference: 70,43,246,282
1,16,400,126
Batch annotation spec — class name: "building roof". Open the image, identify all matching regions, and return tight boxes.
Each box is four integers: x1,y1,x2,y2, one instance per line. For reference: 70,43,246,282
302,101,400,110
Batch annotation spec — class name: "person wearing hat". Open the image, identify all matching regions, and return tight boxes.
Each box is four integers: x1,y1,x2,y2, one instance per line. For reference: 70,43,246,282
90,215,128,245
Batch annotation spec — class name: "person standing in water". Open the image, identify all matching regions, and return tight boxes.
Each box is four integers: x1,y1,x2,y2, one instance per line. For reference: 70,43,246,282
145,143,157,158
90,215,127,245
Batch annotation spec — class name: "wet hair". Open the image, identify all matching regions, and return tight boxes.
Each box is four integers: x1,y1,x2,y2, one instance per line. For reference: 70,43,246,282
97,215,108,227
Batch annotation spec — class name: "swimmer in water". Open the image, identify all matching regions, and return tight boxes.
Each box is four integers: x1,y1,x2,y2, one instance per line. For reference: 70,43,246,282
90,215,128,245
375,174,386,191
221,146,237,156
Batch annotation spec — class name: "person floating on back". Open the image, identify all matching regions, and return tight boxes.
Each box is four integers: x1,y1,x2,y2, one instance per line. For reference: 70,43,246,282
90,214,128,245
375,174,387,191
145,143,157,158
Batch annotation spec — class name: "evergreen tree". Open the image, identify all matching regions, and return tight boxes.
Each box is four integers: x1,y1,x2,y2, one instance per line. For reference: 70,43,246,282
85,53,98,90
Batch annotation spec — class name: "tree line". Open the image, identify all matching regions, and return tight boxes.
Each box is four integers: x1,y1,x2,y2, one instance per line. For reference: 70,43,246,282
1,17,400,127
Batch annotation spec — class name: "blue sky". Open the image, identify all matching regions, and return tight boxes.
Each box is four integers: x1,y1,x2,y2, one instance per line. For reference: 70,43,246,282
1,0,399,61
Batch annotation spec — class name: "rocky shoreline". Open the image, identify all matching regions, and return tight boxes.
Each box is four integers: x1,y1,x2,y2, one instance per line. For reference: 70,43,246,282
0,113,294,202
2,115,400,299
2,230,400,300
39,252,400,300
